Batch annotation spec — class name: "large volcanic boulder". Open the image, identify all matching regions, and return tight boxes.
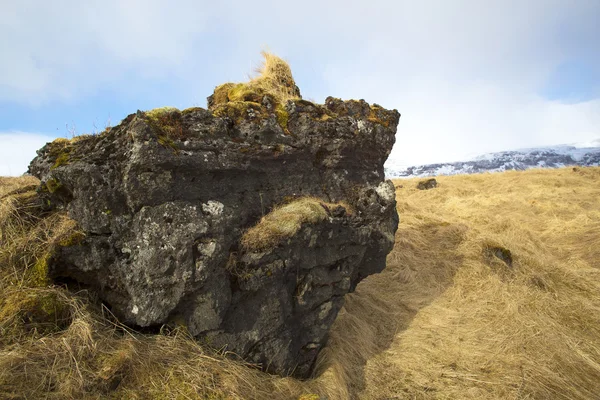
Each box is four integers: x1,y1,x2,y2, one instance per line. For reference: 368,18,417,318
29,81,399,377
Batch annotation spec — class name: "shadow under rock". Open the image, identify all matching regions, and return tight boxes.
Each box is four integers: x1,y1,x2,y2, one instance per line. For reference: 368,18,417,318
313,220,468,399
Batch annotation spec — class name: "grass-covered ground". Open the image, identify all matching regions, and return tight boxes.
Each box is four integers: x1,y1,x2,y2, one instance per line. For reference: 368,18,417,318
1,167,599,399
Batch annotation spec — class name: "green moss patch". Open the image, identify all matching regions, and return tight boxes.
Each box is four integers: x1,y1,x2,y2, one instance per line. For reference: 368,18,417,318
275,104,289,133
145,107,186,144
47,138,74,170
24,230,84,287
227,83,268,103
52,152,71,169
45,134,103,170
211,82,237,105
28,252,51,287
145,106,180,120
45,178,62,193
58,231,85,247
0,290,73,341
181,106,205,115
158,134,179,154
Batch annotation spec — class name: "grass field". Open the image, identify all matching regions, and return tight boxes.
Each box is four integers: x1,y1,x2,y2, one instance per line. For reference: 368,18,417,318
1,167,599,399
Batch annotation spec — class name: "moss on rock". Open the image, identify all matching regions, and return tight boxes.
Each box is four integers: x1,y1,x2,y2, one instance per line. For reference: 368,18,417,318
275,104,289,133
45,178,62,194
51,152,71,169
47,138,75,170
0,290,72,341
227,83,267,103
25,229,84,287
145,107,186,143
29,253,51,287
157,135,179,154
211,82,237,105
181,106,205,115
58,231,85,247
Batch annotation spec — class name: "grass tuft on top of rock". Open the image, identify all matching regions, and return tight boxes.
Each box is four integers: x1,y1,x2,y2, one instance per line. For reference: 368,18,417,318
209,52,301,111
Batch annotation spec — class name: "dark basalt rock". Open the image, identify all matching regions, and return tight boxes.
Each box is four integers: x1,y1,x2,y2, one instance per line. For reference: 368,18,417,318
29,95,400,378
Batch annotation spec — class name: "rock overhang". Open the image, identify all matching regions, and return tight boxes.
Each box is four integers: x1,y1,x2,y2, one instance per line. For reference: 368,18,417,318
28,54,400,378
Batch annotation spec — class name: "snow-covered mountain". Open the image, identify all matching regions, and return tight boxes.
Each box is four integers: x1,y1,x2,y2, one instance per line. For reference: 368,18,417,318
386,140,600,178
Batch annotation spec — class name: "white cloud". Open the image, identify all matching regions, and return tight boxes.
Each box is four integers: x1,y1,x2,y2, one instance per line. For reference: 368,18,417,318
0,0,210,104
384,84,600,165
1,0,599,166
331,74,600,166
0,133,53,176
308,0,600,166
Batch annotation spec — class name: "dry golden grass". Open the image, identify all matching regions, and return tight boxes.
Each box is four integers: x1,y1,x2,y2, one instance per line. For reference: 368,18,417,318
241,197,352,252
211,51,300,110
321,166,600,400
1,167,599,399
248,51,300,104
0,176,39,197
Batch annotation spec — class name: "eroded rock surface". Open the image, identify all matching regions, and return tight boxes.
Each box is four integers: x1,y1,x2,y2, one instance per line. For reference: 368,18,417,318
29,94,400,378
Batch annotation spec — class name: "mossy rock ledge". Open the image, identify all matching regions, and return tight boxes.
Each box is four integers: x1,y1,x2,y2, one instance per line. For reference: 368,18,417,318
28,89,400,378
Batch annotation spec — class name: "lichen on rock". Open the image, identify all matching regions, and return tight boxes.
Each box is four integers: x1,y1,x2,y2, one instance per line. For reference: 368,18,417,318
28,53,400,378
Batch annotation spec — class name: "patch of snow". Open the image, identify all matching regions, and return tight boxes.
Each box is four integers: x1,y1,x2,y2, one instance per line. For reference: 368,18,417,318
385,141,600,178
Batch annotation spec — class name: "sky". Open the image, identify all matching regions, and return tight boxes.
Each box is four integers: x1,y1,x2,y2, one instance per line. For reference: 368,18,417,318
1,0,599,175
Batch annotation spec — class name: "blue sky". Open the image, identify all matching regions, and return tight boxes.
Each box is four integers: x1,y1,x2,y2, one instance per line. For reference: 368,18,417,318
1,0,599,175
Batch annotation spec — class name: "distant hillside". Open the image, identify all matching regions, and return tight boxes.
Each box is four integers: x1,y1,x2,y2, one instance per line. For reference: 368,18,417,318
386,140,600,178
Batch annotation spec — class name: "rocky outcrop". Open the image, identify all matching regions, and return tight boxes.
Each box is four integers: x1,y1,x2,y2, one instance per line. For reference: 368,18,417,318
29,86,399,377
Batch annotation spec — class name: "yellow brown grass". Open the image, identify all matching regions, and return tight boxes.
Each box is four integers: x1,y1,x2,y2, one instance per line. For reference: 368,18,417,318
211,52,300,110
317,167,600,399
241,197,352,252
0,176,39,197
1,167,599,399
0,178,81,287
